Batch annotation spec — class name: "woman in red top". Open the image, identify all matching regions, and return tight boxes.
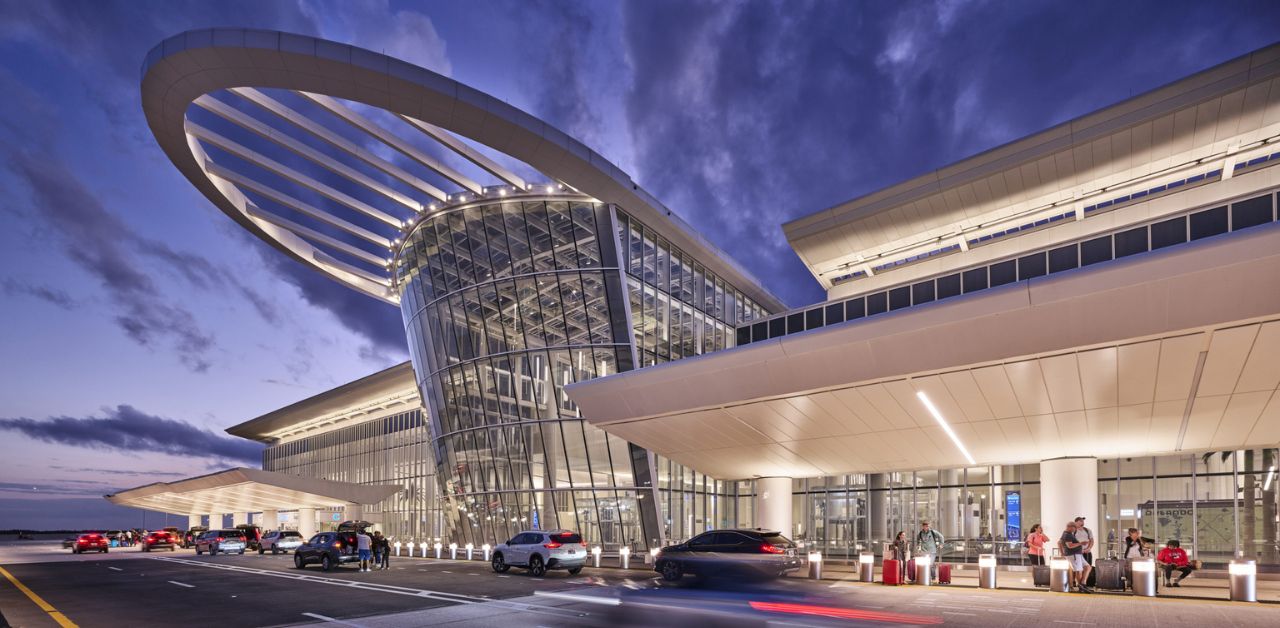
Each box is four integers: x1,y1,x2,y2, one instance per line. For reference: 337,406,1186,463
1025,523,1049,565
1156,540,1196,586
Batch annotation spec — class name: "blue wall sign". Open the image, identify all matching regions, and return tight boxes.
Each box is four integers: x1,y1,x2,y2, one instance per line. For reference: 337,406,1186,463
531,510,539,530
1006,491,1021,540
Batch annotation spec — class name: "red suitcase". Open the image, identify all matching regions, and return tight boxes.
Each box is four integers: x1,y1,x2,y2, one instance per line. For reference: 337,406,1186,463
882,558,902,585
937,562,951,584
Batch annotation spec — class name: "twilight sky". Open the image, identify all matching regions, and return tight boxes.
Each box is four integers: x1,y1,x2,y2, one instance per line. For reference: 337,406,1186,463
1,0,1277,530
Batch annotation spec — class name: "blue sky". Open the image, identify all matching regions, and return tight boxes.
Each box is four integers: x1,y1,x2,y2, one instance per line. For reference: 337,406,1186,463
1,0,1277,530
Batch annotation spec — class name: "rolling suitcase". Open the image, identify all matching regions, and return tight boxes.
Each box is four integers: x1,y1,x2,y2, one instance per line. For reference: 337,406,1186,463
883,559,902,585
1033,563,1051,587
937,563,951,584
1093,558,1124,590
907,558,917,582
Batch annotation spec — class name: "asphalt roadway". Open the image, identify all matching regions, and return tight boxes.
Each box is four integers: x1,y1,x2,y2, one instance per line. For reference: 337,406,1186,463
1,543,1277,627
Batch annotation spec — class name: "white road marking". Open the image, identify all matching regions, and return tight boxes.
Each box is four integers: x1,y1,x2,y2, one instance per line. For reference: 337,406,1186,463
441,570,452,573
944,612,977,616
301,612,367,627
107,566,123,571
1054,622,1096,626
533,591,621,606
497,575,511,578
149,557,583,619
168,580,195,588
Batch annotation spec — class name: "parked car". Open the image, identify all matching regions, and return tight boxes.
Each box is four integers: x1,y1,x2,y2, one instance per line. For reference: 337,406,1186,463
141,531,176,552
293,531,359,571
71,533,109,554
491,530,586,577
193,529,247,555
182,526,208,548
61,536,77,549
260,530,304,555
234,524,262,551
653,529,801,582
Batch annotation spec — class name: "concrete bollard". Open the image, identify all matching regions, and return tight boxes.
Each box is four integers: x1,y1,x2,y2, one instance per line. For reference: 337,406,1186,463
482,543,491,561
619,546,630,569
591,546,601,568
433,542,442,559
808,552,823,580
399,541,407,557
465,543,474,560
449,542,457,560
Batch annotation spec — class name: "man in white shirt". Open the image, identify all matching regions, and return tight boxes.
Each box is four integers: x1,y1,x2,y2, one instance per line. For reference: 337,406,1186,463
357,531,373,573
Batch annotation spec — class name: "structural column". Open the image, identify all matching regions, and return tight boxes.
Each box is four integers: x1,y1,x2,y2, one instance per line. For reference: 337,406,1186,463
755,477,793,538
260,509,278,531
940,469,961,537
869,473,888,542
298,508,317,539
232,512,248,527
1040,457,1098,544
188,514,202,529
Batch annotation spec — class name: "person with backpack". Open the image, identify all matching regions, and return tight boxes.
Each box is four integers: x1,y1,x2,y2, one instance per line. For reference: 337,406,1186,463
1025,523,1049,565
915,521,944,579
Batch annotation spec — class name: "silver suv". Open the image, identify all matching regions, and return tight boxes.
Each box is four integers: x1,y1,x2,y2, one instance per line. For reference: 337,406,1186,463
259,530,304,554
491,530,586,577
193,529,246,555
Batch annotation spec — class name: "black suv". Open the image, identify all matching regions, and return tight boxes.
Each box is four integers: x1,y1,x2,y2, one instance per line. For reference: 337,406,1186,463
654,529,801,581
235,524,262,551
293,531,359,571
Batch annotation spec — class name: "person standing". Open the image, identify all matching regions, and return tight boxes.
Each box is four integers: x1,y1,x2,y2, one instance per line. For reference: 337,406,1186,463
1059,521,1093,593
356,530,373,573
374,531,390,570
914,521,944,579
889,531,909,583
1025,524,1049,565
1073,516,1094,576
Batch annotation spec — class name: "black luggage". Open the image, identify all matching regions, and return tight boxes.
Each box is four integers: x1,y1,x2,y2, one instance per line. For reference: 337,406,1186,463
1033,564,1051,587
1093,558,1124,590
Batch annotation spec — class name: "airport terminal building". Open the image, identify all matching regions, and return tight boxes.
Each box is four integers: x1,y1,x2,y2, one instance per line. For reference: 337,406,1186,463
115,29,1280,569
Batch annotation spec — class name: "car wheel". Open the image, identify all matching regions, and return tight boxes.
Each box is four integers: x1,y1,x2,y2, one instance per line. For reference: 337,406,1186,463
321,555,332,572
660,560,683,582
528,555,546,577
272,545,279,555
196,547,202,555
294,554,305,569
568,566,582,576
103,548,109,554
143,546,149,552
491,552,510,573
238,551,244,555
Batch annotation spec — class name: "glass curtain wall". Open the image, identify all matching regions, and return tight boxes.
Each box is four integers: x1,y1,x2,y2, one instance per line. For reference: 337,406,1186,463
263,409,438,542
396,196,647,549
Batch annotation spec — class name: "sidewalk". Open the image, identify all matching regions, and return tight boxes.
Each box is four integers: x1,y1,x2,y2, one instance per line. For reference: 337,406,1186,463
798,562,1280,603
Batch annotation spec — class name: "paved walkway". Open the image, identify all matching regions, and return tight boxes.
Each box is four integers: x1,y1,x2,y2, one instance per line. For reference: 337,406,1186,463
798,562,1280,603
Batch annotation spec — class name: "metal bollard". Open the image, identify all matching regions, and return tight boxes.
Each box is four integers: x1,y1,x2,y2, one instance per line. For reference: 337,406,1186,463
465,543,474,560
620,546,630,569
591,546,601,568
1229,560,1257,602
858,553,875,582
914,554,933,586
1130,558,1156,597
398,541,406,557
433,542,442,559
1048,558,1070,593
449,542,458,560
808,552,823,580
978,554,997,589
483,543,491,561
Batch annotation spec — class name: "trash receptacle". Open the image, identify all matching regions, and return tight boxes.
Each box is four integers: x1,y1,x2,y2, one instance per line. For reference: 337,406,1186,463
915,554,933,586
808,552,823,580
859,552,875,582
1229,560,1257,602
1130,558,1156,597
1049,557,1070,593
978,554,997,589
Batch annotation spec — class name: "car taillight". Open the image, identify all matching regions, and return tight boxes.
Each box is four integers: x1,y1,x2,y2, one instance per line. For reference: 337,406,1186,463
217,537,224,542
760,543,785,554
543,541,562,549
333,542,342,549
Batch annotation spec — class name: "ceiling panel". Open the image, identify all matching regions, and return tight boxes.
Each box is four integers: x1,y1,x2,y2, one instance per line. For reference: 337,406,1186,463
829,387,894,432
972,365,1023,418
1079,347,1119,409
1198,325,1258,396
1040,353,1085,412
1181,395,1230,451
941,370,995,422
1236,321,1280,393
1245,392,1280,444
1004,360,1054,416
1148,399,1186,452
1210,391,1272,449
1118,341,1160,405
1154,334,1204,402
859,383,917,430
884,379,936,427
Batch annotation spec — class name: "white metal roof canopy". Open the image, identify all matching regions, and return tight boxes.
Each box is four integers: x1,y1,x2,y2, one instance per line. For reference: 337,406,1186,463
104,467,400,516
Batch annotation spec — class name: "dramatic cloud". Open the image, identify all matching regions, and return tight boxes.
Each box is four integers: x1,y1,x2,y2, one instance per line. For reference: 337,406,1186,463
2,278,77,310
0,405,264,465
0,481,117,497
48,466,186,478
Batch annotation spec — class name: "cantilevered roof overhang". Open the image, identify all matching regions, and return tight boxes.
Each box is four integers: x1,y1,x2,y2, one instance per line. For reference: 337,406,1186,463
105,467,400,516
567,223,1280,479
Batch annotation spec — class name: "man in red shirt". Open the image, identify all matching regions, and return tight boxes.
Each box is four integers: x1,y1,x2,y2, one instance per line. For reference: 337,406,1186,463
1156,540,1196,587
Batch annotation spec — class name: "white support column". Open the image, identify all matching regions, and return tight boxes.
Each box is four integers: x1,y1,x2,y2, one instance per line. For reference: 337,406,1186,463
345,502,363,522
232,512,248,527
1041,457,1098,546
298,508,317,539
261,509,279,531
755,477,793,538
188,514,202,529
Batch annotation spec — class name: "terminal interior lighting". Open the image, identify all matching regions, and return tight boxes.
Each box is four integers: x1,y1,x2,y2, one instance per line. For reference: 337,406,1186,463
1049,558,1069,570
808,551,822,563
914,554,932,567
1264,465,1276,492
915,390,976,465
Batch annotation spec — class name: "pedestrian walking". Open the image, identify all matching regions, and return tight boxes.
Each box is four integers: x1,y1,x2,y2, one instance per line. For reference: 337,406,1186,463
914,521,944,579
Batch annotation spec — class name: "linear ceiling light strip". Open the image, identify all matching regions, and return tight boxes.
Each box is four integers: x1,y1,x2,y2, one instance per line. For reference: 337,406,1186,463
915,390,976,465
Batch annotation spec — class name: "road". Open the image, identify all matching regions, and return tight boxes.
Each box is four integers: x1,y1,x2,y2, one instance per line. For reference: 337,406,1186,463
1,542,1276,627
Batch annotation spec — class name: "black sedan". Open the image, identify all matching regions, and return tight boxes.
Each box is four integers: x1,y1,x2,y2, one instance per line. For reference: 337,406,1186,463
653,529,802,581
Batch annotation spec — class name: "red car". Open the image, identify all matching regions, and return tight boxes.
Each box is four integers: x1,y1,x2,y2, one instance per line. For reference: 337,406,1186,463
141,531,176,552
72,533,109,554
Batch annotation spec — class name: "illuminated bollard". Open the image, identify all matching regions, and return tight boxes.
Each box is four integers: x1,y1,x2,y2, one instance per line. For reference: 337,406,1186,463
591,546,601,568
978,554,997,589
808,552,823,580
619,546,630,569
1049,557,1070,593
398,541,406,557
433,542,442,559
465,543,474,560
482,543,491,561
914,554,933,586
1229,560,1257,602
1130,558,1156,597
858,552,875,582
449,542,458,560
648,548,659,565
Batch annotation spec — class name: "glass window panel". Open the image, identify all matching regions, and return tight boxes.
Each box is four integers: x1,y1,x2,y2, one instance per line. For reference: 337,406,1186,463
524,201,557,272
569,202,602,268
825,302,845,324
642,228,657,285
962,267,988,293
1114,226,1148,258
1232,194,1274,230
1189,205,1228,240
505,204,535,276
989,259,1017,286
558,272,590,346
1149,216,1187,250
888,286,910,310
805,307,823,330
866,292,887,315
1047,244,1079,273
1080,235,1113,266
1017,252,1047,280
911,281,935,305
515,276,547,349
464,205,494,284
656,238,670,294
546,201,578,270
537,275,567,347
447,210,477,288
936,273,961,299
786,312,804,334
846,297,865,319
628,221,643,277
